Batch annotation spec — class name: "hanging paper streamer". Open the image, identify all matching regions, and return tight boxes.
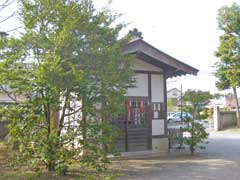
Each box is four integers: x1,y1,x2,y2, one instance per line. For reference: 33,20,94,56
139,101,144,119
127,100,131,122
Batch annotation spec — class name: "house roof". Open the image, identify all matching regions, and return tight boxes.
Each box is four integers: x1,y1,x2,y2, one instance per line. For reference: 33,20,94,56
0,93,14,104
0,31,8,37
0,93,24,104
167,88,181,93
123,38,199,78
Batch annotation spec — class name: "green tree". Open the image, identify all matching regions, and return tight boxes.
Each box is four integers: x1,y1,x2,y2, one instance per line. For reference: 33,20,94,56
167,98,178,112
182,90,211,155
0,0,133,174
215,2,240,127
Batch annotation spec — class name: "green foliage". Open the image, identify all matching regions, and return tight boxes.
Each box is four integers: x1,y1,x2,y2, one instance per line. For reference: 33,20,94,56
183,90,213,108
196,108,209,120
181,120,209,155
223,106,230,111
167,98,178,112
0,0,133,175
181,90,211,155
80,123,120,172
206,108,214,119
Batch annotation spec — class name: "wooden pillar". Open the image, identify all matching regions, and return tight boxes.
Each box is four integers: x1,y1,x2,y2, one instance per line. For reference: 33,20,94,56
214,106,220,131
163,73,168,136
148,74,152,150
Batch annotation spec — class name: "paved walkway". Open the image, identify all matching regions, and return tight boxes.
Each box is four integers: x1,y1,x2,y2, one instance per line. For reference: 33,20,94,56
112,131,240,180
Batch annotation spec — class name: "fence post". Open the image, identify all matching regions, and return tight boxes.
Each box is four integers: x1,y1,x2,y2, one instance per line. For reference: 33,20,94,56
214,106,220,131
168,129,171,149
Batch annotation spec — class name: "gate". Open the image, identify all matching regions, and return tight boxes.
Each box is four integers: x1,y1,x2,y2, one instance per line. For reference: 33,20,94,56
113,97,152,152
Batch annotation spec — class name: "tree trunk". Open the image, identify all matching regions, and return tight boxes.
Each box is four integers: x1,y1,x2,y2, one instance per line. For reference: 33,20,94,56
82,98,87,142
81,98,87,157
190,144,194,156
48,161,56,171
52,110,60,130
233,87,240,127
190,123,194,156
190,107,195,155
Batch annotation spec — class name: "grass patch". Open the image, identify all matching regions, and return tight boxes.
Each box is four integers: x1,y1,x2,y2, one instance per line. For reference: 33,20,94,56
0,170,120,180
0,163,120,180
221,127,240,133
0,143,121,180
0,142,11,166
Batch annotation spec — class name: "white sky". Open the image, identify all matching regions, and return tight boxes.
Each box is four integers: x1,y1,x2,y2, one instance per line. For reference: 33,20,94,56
95,0,237,94
0,0,238,94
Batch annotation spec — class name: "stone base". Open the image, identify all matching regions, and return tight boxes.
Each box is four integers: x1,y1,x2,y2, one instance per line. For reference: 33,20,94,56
152,137,169,153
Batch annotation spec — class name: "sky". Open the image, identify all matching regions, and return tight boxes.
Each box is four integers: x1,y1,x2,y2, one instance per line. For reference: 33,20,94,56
94,0,237,94
0,0,238,94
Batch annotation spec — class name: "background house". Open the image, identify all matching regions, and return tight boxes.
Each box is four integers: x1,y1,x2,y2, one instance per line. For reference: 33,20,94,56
0,92,12,140
224,93,240,110
167,88,181,112
167,88,181,99
0,94,14,105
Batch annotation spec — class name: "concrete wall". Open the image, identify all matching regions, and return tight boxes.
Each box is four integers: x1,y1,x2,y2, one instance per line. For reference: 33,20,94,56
126,59,163,98
151,73,166,152
126,73,148,97
151,74,164,102
152,138,168,153
214,107,237,131
152,120,164,135
151,74,165,137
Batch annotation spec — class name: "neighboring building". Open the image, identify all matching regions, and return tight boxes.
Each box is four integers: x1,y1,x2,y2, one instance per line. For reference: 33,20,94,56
167,88,181,99
225,93,240,110
0,93,15,105
166,88,181,112
0,31,8,38
208,98,226,109
0,93,13,139
0,89,23,106
113,31,198,153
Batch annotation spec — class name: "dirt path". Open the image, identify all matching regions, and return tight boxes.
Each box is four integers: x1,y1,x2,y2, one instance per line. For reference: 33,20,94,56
112,131,240,180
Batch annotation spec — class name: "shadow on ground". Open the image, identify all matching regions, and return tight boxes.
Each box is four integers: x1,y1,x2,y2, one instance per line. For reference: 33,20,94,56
112,131,240,180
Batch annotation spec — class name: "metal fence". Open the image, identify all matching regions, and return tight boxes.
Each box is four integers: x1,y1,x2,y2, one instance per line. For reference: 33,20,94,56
168,128,183,149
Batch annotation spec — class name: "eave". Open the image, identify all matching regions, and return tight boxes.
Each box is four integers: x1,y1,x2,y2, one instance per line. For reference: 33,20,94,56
123,38,199,78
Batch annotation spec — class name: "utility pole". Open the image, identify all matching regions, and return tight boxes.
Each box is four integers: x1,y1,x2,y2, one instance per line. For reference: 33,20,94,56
180,84,183,122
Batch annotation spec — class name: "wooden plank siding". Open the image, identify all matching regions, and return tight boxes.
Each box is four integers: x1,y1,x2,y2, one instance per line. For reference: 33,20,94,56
115,128,150,152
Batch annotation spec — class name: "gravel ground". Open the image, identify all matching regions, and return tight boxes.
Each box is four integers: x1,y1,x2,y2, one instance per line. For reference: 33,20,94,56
112,131,240,180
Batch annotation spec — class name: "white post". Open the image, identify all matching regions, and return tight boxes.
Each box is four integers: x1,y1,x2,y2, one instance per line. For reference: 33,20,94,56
214,106,220,131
